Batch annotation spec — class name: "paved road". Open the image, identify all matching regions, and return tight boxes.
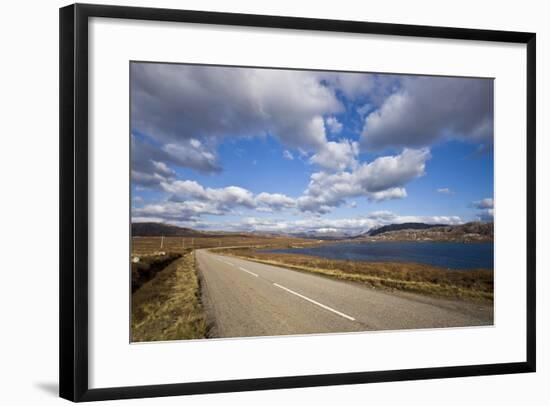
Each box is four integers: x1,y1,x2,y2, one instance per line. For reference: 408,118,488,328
196,250,493,338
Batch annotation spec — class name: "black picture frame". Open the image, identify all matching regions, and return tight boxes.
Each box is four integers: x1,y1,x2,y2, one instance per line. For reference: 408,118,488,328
59,3,536,402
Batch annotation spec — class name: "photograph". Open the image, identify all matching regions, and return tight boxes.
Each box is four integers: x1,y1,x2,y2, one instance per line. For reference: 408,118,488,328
130,62,495,343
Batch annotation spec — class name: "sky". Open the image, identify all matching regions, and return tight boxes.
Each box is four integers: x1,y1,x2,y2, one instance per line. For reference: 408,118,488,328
130,62,494,236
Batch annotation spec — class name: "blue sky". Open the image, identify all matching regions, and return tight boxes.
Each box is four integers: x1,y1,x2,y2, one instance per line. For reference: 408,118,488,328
131,63,494,235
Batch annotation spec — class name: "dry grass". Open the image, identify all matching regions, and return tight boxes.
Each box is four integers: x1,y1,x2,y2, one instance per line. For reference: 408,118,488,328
131,253,181,293
220,248,494,302
131,251,207,342
131,235,315,255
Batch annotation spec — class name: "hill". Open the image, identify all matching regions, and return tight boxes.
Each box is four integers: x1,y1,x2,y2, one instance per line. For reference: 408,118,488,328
132,222,206,237
365,222,447,237
355,222,493,242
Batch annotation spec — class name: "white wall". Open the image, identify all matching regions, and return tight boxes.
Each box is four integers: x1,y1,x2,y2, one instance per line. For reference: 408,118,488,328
0,0,546,404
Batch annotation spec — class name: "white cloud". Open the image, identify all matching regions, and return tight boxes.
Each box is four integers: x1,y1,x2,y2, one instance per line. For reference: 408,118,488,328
282,150,294,160
162,139,220,173
323,72,375,99
159,179,298,215
299,148,430,213
309,139,359,171
131,135,219,187
437,188,453,195
161,180,256,209
472,198,494,209
325,116,343,133
356,148,430,192
471,198,494,221
132,64,343,154
150,160,175,177
367,187,408,202
131,136,176,187
256,192,296,210
361,76,493,150
131,170,170,188
209,211,463,235
132,201,223,222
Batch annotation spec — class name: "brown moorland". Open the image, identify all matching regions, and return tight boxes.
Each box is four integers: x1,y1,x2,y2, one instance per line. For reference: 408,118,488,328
131,250,207,342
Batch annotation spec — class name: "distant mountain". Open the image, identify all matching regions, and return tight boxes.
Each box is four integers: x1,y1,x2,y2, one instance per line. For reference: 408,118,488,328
355,222,493,242
132,222,263,238
132,222,206,237
365,222,448,237
287,231,352,240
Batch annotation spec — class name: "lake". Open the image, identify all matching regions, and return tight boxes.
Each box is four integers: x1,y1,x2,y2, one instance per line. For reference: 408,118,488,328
265,242,494,270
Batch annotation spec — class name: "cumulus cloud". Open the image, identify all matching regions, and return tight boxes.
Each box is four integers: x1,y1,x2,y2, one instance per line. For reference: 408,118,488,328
367,188,408,202
471,198,494,209
299,148,430,213
132,63,343,153
356,148,430,192
322,72,375,100
161,180,256,209
361,76,494,150
131,134,220,188
132,201,223,222
131,170,171,188
131,136,174,187
159,179,297,214
437,188,453,195
256,192,296,211
471,198,494,221
325,116,343,133
162,139,220,173
309,139,359,171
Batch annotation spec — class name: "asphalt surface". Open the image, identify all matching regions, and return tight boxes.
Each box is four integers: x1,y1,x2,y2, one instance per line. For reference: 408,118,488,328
196,249,493,339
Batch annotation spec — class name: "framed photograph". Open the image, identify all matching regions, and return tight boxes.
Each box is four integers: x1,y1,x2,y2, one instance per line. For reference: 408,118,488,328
59,3,536,402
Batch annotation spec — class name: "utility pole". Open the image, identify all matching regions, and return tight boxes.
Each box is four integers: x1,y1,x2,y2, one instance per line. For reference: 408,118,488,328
160,235,164,249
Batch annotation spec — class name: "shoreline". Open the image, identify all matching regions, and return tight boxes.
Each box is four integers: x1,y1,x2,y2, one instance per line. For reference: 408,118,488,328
216,247,493,302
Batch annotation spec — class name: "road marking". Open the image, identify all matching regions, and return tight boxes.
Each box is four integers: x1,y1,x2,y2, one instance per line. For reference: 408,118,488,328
273,283,356,321
238,266,259,277
216,257,233,266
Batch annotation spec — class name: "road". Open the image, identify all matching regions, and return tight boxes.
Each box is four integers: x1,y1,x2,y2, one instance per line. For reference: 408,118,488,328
196,249,493,338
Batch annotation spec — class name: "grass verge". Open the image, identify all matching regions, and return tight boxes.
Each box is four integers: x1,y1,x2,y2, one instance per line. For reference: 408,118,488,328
131,253,181,293
220,248,493,302
132,250,207,342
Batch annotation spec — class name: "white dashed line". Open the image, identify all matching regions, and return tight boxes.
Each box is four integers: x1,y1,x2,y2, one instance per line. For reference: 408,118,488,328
216,258,233,266
238,266,259,277
213,255,354,321
273,283,356,321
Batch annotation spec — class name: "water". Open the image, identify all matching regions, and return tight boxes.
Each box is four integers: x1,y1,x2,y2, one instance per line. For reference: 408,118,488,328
265,242,494,270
